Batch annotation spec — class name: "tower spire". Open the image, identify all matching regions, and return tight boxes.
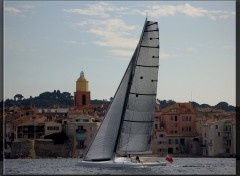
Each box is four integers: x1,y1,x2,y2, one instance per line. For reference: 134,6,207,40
80,71,84,77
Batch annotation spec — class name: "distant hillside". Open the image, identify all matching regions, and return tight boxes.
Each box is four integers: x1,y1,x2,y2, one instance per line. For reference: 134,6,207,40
153,99,234,112
3,90,110,108
2,90,236,112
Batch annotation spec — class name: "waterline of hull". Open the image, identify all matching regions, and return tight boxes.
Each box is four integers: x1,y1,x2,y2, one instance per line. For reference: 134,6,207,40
77,157,168,168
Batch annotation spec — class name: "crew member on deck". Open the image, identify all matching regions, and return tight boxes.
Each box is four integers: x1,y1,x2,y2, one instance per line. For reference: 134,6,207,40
136,156,141,163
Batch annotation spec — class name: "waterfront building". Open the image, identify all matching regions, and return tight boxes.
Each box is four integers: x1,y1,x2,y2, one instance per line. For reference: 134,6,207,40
63,115,100,158
13,115,47,141
201,116,236,156
152,102,200,156
44,121,62,136
36,107,69,120
13,115,62,141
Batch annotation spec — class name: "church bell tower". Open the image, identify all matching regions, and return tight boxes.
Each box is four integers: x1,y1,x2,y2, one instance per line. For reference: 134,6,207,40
74,71,91,109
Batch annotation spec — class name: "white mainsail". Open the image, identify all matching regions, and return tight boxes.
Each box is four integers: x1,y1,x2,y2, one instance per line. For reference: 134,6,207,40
83,19,159,161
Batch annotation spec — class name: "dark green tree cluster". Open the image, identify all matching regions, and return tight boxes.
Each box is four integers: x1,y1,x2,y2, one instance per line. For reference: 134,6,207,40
4,90,74,108
158,99,176,109
3,90,236,112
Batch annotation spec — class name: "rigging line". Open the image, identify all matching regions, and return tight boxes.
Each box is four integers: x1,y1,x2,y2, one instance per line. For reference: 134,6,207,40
136,64,159,68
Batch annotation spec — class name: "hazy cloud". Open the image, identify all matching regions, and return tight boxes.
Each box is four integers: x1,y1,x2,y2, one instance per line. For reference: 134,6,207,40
4,7,21,15
63,2,234,21
160,51,170,59
5,4,39,15
186,47,198,52
222,44,234,50
63,2,128,18
72,18,138,49
134,3,234,21
109,49,133,57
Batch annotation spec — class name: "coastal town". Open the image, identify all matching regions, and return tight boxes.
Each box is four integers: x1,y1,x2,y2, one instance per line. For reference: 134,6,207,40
3,72,236,159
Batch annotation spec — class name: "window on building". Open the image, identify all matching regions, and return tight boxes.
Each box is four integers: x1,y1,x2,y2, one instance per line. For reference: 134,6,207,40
180,138,185,145
175,139,178,144
47,126,59,130
204,133,207,137
28,134,34,138
189,117,191,121
158,141,165,144
175,130,177,134
79,140,84,147
189,127,191,132
218,132,220,136
82,95,86,105
175,116,178,121
78,126,84,130
215,125,218,129
168,139,172,144
182,117,185,122
159,134,165,137
155,124,158,129
171,116,173,121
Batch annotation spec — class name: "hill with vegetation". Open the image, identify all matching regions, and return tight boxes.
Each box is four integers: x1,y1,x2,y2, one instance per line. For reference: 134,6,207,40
2,90,236,112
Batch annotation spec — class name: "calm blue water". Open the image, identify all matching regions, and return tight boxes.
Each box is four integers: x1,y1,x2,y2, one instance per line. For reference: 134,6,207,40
3,157,236,175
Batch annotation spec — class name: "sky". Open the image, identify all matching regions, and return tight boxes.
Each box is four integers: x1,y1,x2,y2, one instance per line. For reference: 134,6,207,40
4,1,236,106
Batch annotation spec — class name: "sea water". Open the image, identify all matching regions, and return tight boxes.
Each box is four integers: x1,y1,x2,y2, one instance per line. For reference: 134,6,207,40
3,157,236,175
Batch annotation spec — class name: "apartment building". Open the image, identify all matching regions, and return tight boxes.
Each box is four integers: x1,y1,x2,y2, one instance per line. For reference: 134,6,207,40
36,107,69,120
64,115,100,158
13,115,62,141
152,102,200,156
201,117,236,156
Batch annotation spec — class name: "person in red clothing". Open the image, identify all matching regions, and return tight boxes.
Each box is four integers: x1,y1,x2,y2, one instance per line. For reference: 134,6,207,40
165,154,173,163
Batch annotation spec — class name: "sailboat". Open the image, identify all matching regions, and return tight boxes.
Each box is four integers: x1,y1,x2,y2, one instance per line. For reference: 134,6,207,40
78,18,167,168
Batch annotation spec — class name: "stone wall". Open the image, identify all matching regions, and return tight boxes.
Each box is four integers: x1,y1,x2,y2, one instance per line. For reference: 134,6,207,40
34,139,71,158
10,140,34,158
10,139,71,158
